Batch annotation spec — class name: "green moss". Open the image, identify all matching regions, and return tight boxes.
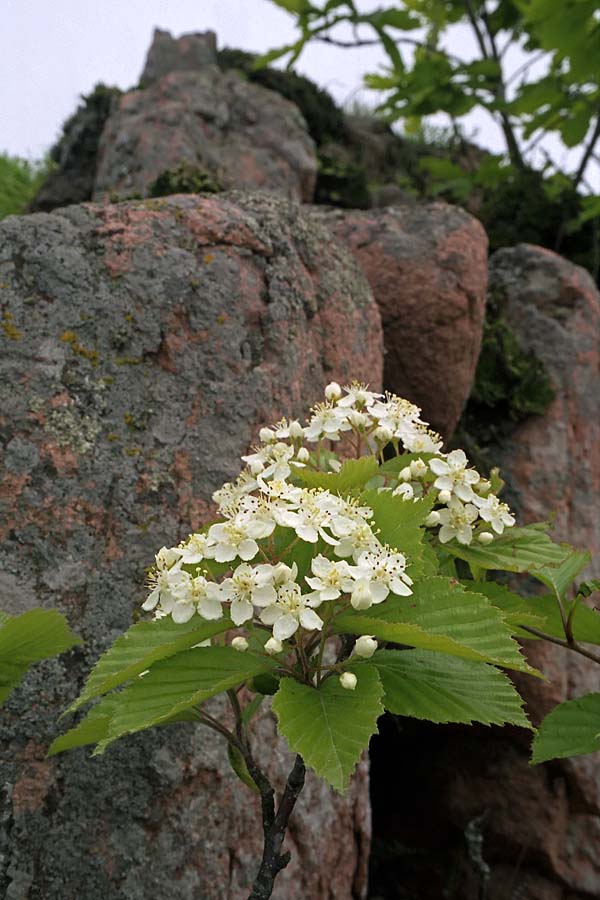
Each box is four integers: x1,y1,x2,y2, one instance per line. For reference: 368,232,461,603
1,311,22,341
0,154,55,219
59,330,99,367
454,296,555,465
314,151,370,209
148,162,222,198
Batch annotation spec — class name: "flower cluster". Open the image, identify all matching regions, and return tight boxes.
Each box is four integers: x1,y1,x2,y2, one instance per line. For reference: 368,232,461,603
143,382,515,687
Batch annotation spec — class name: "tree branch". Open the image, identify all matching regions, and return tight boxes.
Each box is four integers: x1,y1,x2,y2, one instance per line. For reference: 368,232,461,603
574,113,600,189
518,624,600,666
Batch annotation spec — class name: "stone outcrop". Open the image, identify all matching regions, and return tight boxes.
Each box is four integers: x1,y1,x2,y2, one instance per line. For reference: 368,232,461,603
370,246,600,900
0,191,382,899
93,32,317,204
314,202,488,439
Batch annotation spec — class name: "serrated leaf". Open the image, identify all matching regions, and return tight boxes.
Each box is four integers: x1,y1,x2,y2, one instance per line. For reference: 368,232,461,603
293,456,379,494
272,667,383,792
531,693,600,764
462,581,546,630
367,649,530,728
0,609,80,704
533,549,591,599
444,525,571,573
361,488,436,577
333,577,535,674
97,647,276,752
69,615,231,712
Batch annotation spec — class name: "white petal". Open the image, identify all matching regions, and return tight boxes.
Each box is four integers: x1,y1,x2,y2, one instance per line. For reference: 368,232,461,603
299,608,323,632
171,601,195,624
238,539,259,561
273,615,299,641
438,524,456,544
198,595,223,620
260,605,283,625
230,597,254,625
252,584,278,607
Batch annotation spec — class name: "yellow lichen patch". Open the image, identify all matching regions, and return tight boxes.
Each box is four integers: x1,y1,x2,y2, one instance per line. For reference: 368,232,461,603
2,311,22,341
203,253,215,264
115,356,144,366
59,330,99,367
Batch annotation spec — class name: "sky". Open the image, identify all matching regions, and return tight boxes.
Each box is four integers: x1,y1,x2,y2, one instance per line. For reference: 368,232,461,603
1,0,597,190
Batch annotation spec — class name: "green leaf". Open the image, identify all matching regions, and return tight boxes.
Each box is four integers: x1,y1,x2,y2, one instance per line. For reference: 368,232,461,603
361,488,436,577
227,743,260,794
531,693,600,764
0,608,81,704
367,649,530,728
333,577,534,673
378,452,437,477
443,525,571,574
272,667,384,792
96,647,276,752
533,548,591,599
293,456,379,494
462,581,546,630
69,615,231,712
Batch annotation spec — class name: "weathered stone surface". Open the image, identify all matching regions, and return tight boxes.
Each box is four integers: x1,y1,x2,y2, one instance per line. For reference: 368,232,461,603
94,62,317,204
314,202,488,439
369,245,600,900
140,28,218,84
0,191,382,899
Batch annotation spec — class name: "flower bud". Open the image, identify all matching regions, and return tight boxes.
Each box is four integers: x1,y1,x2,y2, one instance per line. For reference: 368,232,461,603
410,458,428,478
340,672,357,691
329,459,342,473
296,447,310,463
425,510,441,527
351,580,373,611
325,381,342,401
265,637,283,655
259,427,276,443
374,425,393,444
288,420,305,440
477,479,492,495
393,482,414,500
399,466,412,482
348,410,367,429
438,489,452,504
354,635,377,659
231,636,249,652
478,531,494,545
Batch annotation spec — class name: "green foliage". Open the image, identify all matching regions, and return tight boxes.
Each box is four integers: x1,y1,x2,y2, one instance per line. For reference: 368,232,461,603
361,488,436,577
443,523,571,574
294,455,379,493
531,693,600,764
0,609,81,703
334,576,534,673
314,151,370,209
148,162,223,198
368,648,530,727
272,665,384,791
0,154,55,219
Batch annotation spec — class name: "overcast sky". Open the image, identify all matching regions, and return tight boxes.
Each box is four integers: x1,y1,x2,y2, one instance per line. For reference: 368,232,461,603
1,0,597,190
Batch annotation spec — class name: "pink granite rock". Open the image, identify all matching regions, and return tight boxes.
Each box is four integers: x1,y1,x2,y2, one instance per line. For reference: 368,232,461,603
315,202,488,439
0,191,381,900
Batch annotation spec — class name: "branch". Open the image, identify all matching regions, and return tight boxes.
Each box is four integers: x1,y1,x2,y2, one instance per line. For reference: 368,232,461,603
518,624,600,666
574,113,600,189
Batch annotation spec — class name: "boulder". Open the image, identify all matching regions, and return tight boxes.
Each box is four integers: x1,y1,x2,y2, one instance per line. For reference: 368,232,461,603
0,191,382,900
369,245,600,900
93,34,317,204
314,202,488,439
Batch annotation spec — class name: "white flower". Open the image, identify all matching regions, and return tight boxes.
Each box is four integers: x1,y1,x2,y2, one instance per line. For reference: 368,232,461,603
332,516,380,561
370,395,423,431
325,381,342,401
143,566,187,614
220,564,277,625
259,426,276,443
424,510,441,527
231,636,249,651
236,500,277,541
277,489,339,544
410,458,428,479
338,382,382,409
438,489,452,504
401,425,443,454
340,672,357,690
304,403,351,442
305,555,354,602
178,532,212,564
260,582,324,640
212,472,257,514
265,637,283,655
206,521,259,563
437,498,479,545
478,531,494,544
353,635,377,658
429,449,480,502
242,442,296,480
170,574,228,624
474,494,515,534
296,447,310,463
272,418,304,441
393,482,414,500
373,425,393,444
350,578,376,610
398,466,412,482
351,546,413,602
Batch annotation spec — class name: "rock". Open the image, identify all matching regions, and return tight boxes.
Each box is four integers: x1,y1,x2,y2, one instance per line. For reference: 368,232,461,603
314,203,488,438
140,28,218,84
369,245,600,900
0,191,382,900
93,50,317,203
